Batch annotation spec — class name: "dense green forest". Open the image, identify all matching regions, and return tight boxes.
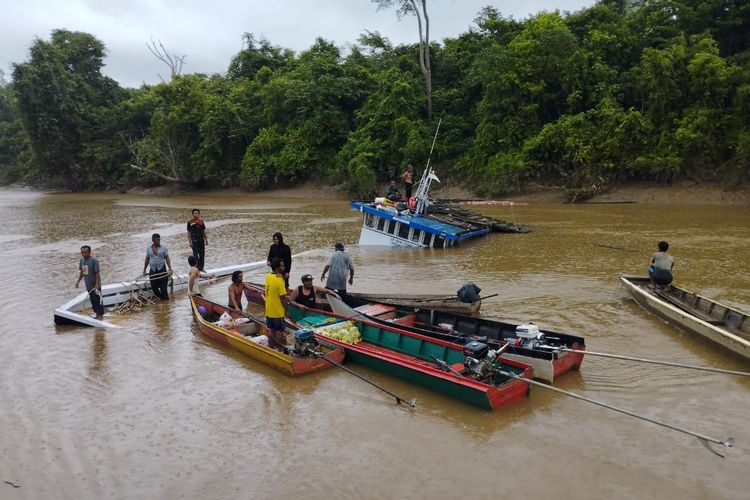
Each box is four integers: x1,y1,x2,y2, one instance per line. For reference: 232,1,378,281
1,0,749,197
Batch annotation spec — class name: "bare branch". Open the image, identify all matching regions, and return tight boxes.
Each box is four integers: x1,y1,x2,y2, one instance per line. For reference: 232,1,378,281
128,164,182,183
146,36,186,81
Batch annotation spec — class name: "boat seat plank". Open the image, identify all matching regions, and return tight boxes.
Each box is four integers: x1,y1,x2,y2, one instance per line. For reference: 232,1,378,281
354,303,397,317
653,289,725,325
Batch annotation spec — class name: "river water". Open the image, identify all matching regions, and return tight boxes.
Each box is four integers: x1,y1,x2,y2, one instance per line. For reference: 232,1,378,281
0,188,748,499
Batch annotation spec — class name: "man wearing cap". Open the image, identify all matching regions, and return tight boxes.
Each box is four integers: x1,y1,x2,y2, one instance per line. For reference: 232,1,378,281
289,274,341,311
321,242,354,294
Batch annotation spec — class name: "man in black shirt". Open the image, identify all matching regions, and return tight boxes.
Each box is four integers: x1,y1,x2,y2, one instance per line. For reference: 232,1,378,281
266,232,291,288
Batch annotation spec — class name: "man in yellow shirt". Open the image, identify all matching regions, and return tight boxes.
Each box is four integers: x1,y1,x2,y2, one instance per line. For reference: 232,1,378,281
265,258,289,352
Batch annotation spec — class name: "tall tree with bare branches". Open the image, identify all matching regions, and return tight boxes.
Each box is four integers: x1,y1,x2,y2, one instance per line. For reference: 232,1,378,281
373,0,433,120
146,36,186,82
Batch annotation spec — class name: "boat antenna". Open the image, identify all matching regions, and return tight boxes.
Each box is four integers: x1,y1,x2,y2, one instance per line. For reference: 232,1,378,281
414,118,442,215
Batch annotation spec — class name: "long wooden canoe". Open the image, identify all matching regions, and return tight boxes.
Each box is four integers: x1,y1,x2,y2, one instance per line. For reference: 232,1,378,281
190,295,345,376
620,275,750,360
243,282,481,316
54,260,267,328
330,300,585,384
286,305,532,410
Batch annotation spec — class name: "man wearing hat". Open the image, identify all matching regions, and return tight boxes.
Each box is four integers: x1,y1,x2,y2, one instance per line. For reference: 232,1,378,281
289,274,341,310
321,242,354,294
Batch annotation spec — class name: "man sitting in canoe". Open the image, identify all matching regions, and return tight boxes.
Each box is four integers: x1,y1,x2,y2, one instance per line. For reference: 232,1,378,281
648,240,674,291
289,274,340,311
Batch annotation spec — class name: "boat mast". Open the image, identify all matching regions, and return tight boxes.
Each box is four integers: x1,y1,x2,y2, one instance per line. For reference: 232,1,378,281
414,118,442,216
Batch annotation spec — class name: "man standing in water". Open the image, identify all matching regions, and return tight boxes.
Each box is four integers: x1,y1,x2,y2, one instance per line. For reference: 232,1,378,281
266,232,291,288
321,242,354,295
188,255,215,296
187,208,208,271
265,258,289,352
75,245,104,320
143,233,173,300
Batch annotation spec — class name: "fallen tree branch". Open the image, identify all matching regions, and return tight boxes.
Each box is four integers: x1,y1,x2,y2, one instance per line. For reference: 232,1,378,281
128,164,183,183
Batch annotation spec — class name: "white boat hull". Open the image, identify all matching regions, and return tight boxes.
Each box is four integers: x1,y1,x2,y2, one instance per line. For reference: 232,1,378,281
54,260,267,329
358,225,425,247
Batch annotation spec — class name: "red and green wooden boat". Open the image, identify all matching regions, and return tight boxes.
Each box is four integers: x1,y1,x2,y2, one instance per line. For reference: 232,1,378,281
334,301,586,384
243,282,584,384
286,305,532,410
189,295,345,376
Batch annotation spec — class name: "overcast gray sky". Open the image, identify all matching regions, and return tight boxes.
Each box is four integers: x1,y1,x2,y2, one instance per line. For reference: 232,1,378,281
2,0,595,88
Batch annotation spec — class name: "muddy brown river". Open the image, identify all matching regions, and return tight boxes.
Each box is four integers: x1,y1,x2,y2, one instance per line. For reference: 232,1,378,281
0,188,748,499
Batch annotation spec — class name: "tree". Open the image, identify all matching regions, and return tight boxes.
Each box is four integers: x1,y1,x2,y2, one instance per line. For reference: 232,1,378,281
373,0,433,120
146,37,186,82
12,30,122,189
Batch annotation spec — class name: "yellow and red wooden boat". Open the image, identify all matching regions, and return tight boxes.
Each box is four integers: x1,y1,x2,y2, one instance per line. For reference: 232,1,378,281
189,295,345,376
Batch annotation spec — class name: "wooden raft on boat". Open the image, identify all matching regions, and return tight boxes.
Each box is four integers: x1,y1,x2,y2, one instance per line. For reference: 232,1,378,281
427,201,532,234
287,305,532,410
190,296,345,376
620,275,750,361
243,282,481,316
327,299,585,384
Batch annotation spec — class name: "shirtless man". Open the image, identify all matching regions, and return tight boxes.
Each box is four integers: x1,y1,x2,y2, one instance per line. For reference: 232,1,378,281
187,255,215,296
228,270,253,310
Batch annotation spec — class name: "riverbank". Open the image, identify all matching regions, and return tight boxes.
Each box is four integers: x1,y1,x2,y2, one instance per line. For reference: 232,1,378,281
228,180,750,205
4,179,749,205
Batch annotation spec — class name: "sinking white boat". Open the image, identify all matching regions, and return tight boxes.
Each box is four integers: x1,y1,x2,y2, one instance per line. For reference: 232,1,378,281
53,260,267,329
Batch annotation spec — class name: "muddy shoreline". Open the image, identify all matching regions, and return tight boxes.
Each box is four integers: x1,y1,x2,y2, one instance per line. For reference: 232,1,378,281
4,179,749,204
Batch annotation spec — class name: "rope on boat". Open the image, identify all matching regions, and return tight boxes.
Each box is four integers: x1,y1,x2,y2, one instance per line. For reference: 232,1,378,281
312,349,416,408
498,369,735,457
549,347,750,377
111,271,173,315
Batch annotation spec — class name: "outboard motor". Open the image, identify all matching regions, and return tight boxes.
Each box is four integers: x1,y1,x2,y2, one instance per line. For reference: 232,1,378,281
457,282,481,303
463,341,498,381
515,324,544,349
292,329,319,357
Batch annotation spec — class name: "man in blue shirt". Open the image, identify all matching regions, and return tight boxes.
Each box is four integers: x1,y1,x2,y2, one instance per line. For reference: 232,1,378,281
143,233,173,300
75,245,104,320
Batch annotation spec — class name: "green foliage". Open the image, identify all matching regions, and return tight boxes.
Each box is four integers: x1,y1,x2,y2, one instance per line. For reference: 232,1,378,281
5,3,750,193
0,83,31,183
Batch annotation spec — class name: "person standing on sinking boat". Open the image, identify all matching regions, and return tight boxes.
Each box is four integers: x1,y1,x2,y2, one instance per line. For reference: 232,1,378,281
289,274,340,311
75,245,105,320
143,233,173,300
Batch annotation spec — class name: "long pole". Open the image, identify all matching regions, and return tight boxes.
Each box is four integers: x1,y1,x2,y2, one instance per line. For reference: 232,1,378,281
497,369,734,455
549,347,750,377
314,350,415,408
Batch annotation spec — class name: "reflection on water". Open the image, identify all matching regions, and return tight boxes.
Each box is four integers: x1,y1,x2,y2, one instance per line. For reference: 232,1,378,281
0,188,749,499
